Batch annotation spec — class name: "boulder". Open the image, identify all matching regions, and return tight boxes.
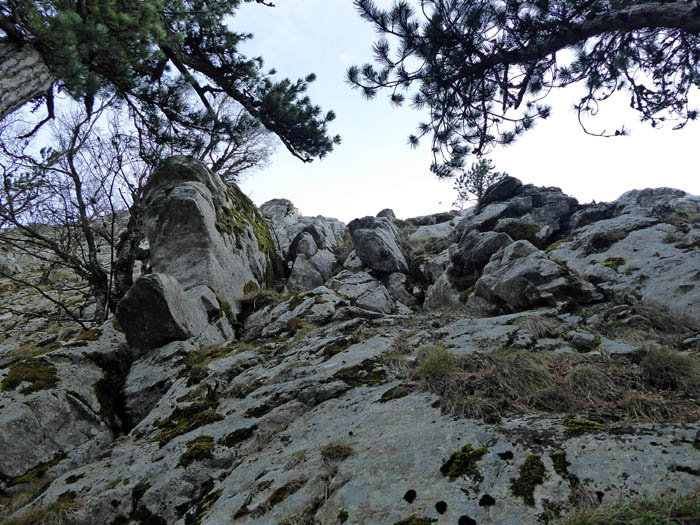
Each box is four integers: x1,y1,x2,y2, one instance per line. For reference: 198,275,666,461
471,240,603,313
348,216,408,273
450,230,513,289
424,270,461,310
376,208,396,220
327,270,395,314
142,156,278,311
383,272,418,307
479,175,523,207
116,273,205,351
261,199,346,258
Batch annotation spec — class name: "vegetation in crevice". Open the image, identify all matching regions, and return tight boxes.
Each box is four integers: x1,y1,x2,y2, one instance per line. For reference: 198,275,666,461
561,417,604,438
85,351,131,434
177,436,216,468
333,359,387,387
7,453,67,488
152,400,224,447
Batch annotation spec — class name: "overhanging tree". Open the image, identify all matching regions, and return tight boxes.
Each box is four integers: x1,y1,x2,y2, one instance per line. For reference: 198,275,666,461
0,0,340,162
348,0,700,176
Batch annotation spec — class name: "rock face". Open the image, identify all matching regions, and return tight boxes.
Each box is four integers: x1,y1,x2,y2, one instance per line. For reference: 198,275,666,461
116,156,280,349
1,175,699,525
142,156,277,309
348,216,408,273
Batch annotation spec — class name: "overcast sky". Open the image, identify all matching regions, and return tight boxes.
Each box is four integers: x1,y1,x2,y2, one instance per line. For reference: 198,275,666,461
234,0,700,224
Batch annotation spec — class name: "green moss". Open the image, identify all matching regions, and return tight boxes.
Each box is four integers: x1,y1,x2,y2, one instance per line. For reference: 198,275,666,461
459,287,474,304
75,328,102,342
562,417,603,437
7,452,66,487
218,425,258,447
379,384,413,403
333,359,387,387
510,454,546,506
440,442,488,482
105,479,120,490
393,516,434,525
178,344,237,385
600,256,626,272
544,235,574,254
216,186,276,257
215,295,242,336
338,509,349,523
178,436,215,468
152,401,224,447
1,358,59,394
243,280,260,295
549,450,579,488
111,315,124,333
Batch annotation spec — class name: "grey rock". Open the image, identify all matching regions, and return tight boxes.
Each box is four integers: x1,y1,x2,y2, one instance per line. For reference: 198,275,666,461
450,230,513,289
471,240,603,313
327,270,395,314
423,270,461,310
343,249,363,270
383,272,418,307
116,273,204,351
376,208,396,220
479,175,523,207
348,216,408,273
143,156,276,312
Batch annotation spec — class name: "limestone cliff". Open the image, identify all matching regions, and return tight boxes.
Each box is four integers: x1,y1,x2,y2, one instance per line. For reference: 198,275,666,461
0,160,698,524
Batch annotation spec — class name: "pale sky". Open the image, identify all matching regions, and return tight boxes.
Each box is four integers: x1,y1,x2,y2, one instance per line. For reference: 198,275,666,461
234,0,700,224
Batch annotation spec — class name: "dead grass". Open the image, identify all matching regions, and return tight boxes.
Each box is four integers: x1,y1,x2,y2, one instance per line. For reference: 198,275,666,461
412,347,700,424
517,316,559,339
2,491,78,525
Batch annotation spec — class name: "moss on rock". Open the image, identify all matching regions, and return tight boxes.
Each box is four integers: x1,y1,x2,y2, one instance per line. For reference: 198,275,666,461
510,454,546,506
333,360,387,387
1,358,59,395
440,442,488,482
177,436,215,468
562,417,603,437
152,401,224,447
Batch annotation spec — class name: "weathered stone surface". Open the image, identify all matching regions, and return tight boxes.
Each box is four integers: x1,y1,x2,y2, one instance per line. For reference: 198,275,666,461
143,156,276,311
116,273,200,351
424,270,461,310
383,272,418,307
348,216,408,273
0,42,53,120
261,198,346,257
479,175,523,207
471,240,603,313
287,230,338,291
327,270,395,314
450,230,513,289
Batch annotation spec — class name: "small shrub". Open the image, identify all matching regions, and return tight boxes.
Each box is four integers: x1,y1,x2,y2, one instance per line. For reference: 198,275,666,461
416,346,458,382
640,347,700,393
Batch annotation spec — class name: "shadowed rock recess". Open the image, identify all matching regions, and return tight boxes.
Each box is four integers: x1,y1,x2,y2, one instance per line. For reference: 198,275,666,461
1,159,699,524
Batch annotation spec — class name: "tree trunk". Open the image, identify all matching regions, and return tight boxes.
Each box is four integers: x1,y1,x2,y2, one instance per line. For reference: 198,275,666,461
0,42,53,120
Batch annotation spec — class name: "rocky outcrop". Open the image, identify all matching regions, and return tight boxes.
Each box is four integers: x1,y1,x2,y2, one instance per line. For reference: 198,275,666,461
470,240,603,314
2,174,699,525
116,156,280,349
348,216,408,273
